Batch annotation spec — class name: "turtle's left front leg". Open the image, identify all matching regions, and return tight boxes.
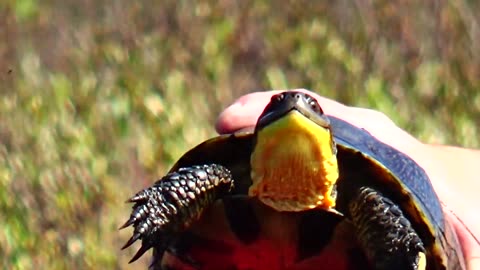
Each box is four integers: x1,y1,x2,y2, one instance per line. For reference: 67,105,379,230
120,164,233,264
348,186,427,270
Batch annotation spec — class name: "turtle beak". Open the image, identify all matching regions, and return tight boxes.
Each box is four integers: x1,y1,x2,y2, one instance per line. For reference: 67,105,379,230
256,91,330,132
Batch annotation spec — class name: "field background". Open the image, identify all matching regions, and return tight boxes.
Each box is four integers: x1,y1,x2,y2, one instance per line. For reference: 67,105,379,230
1,1,479,269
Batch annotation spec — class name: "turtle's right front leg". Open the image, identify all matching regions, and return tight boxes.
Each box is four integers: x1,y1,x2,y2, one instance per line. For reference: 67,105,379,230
120,164,234,264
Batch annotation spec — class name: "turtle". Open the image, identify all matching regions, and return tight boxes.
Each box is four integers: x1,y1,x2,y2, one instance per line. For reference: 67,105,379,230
121,91,466,270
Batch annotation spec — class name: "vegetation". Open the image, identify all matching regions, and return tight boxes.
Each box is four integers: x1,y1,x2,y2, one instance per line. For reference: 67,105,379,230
1,1,478,269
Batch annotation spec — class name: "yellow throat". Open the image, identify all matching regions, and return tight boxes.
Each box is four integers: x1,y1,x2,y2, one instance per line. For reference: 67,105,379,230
249,110,339,212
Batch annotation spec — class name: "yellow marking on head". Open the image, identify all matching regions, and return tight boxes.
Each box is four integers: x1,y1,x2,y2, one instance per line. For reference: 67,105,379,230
249,110,339,212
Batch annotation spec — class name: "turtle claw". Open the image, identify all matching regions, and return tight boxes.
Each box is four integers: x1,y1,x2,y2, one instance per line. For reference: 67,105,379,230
119,217,136,230
148,254,161,269
121,164,234,264
129,242,153,263
126,192,148,203
122,232,141,250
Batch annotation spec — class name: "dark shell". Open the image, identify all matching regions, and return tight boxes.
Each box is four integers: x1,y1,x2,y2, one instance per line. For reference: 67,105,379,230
164,116,464,269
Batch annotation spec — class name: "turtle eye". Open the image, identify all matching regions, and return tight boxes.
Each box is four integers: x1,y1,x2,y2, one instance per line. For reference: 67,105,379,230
266,93,286,111
305,95,324,115
309,101,323,114
271,93,285,103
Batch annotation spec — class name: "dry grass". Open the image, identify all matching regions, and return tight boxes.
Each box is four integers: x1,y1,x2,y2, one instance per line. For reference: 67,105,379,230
1,1,479,269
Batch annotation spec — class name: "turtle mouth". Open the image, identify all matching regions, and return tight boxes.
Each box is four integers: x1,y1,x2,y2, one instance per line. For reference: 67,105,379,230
249,91,339,212
256,91,330,132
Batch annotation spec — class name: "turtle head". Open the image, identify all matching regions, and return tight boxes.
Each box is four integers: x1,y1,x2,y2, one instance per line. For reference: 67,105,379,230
249,91,339,212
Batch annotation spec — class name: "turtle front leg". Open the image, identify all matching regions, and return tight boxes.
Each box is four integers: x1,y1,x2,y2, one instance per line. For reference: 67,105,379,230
120,164,233,264
348,186,427,270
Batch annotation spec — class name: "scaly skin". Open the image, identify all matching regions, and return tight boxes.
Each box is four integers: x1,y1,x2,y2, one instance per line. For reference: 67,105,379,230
121,164,233,263
348,187,425,270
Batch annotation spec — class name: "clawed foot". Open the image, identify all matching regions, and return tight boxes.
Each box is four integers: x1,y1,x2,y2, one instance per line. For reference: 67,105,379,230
120,164,234,263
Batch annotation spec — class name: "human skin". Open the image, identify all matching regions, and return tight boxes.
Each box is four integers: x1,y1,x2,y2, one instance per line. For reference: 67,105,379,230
215,89,480,269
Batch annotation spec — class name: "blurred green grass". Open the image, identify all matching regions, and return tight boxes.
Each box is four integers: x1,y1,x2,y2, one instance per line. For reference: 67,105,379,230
1,1,479,269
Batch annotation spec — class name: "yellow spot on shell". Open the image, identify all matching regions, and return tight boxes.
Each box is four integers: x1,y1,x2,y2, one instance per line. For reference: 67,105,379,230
417,252,426,270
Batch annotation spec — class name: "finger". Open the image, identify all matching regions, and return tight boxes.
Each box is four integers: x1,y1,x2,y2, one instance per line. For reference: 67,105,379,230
445,210,480,270
215,91,275,134
425,146,480,239
216,89,420,149
215,89,363,133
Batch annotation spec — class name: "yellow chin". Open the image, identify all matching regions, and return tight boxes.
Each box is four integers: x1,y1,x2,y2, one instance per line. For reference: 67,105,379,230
249,111,339,212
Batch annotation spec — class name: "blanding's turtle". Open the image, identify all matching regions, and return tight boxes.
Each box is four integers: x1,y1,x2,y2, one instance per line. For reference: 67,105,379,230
121,91,465,270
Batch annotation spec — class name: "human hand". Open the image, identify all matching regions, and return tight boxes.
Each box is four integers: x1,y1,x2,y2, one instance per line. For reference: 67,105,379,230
215,89,480,269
